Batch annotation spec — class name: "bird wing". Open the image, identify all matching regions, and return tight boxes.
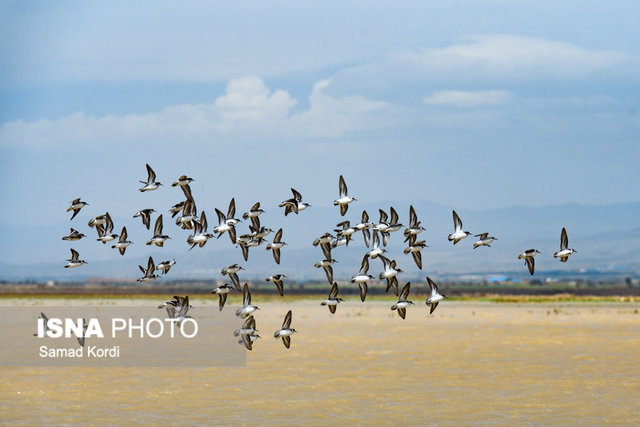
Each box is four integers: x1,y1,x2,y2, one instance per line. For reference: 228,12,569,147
338,175,347,197
452,210,462,231
145,163,156,182
560,227,568,250
282,310,292,328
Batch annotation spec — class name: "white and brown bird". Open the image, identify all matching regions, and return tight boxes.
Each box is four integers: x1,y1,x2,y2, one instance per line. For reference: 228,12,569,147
473,233,497,249
425,277,446,315
266,274,286,297
391,282,414,319
350,254,373,302
156,259,176,275
355,210,373,247
62,228,85,241
171,174,194,187
403,205,425,241
314,258,337,284
64,248,86,268
274,310,296,349
137,256,159,282
67,198,88,221
96,212,118,244
139,163,162,192
221,264,244,291
146,214,170,247
321,282,344,314
266,228,286,264
279,188,310,215
518,249,541,275
448,210,471,245
554,228,577,262
403,234,426,269
378,255,402,296
236,283,259,319
333,175,356,216
242,202,264,221
211,283,235,311
111,226,132,255
133,209,156,230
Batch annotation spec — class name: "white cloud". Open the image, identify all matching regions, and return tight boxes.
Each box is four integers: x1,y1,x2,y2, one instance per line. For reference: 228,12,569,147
423,90,511,107
332,34,640,91
0,77,388,148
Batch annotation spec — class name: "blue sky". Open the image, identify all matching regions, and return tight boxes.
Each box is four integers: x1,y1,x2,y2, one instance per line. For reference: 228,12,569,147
1,1,639,227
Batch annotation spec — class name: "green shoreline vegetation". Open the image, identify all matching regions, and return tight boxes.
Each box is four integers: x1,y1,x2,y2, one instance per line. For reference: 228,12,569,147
0,293,637,304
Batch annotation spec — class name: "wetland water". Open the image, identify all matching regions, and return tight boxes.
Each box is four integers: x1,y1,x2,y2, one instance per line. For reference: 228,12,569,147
1,299,639,425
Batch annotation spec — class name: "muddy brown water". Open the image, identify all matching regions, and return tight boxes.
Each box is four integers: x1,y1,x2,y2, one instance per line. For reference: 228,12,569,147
1,299,639,425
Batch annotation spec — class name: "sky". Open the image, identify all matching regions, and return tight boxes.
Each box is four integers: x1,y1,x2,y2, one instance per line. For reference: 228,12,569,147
1,0,639,228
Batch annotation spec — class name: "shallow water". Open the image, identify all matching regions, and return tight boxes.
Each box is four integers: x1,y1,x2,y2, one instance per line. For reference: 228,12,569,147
2,299,639,425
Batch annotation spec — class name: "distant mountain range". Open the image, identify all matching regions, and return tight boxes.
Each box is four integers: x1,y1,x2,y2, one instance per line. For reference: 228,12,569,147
1,201,638,282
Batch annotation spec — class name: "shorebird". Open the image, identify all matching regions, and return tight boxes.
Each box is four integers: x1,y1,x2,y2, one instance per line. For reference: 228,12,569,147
274,310,296,349
321,282,344,314
355,210,373,247
312,232,334,260
67,198,88,221
366,231,386,259
156,259,176,275
334,221,357,245
96,212,118,244
266,274,286,296
403,205,425,241
211,284,235,311
169,201,185,218
171,175,194,187
350,254,373,302
279,188,310,215
235,317,260,350
146,214,170,247
221,264,244,291
554,228,577,262
240,333,261,351
139,163,162,192
158,296,192,315
391,282,414,319
224,198,241,227
331,235,349,249
64,248,86,268
87,214,106,228
473,233,497,249
265,228,286,264
137,256,159,282
333,175,356,216
426,277,446,315
111,226,132,255
187,211,213,249
373,209,392,246
385,206,403,234
133,209,156,230
378,255,402,296
403,234,426,269
177,198,197,230
448,210,471,245
518,249,541,275
212,204,237,242
34,312,50,336
236,283,259,319
234,316,257,337
62,228,85,241
242,202,264,221
76,318,89,348
314,258,337,284
173,296,192,326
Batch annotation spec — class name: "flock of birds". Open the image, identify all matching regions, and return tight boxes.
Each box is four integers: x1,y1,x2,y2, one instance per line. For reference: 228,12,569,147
62,164,578,350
